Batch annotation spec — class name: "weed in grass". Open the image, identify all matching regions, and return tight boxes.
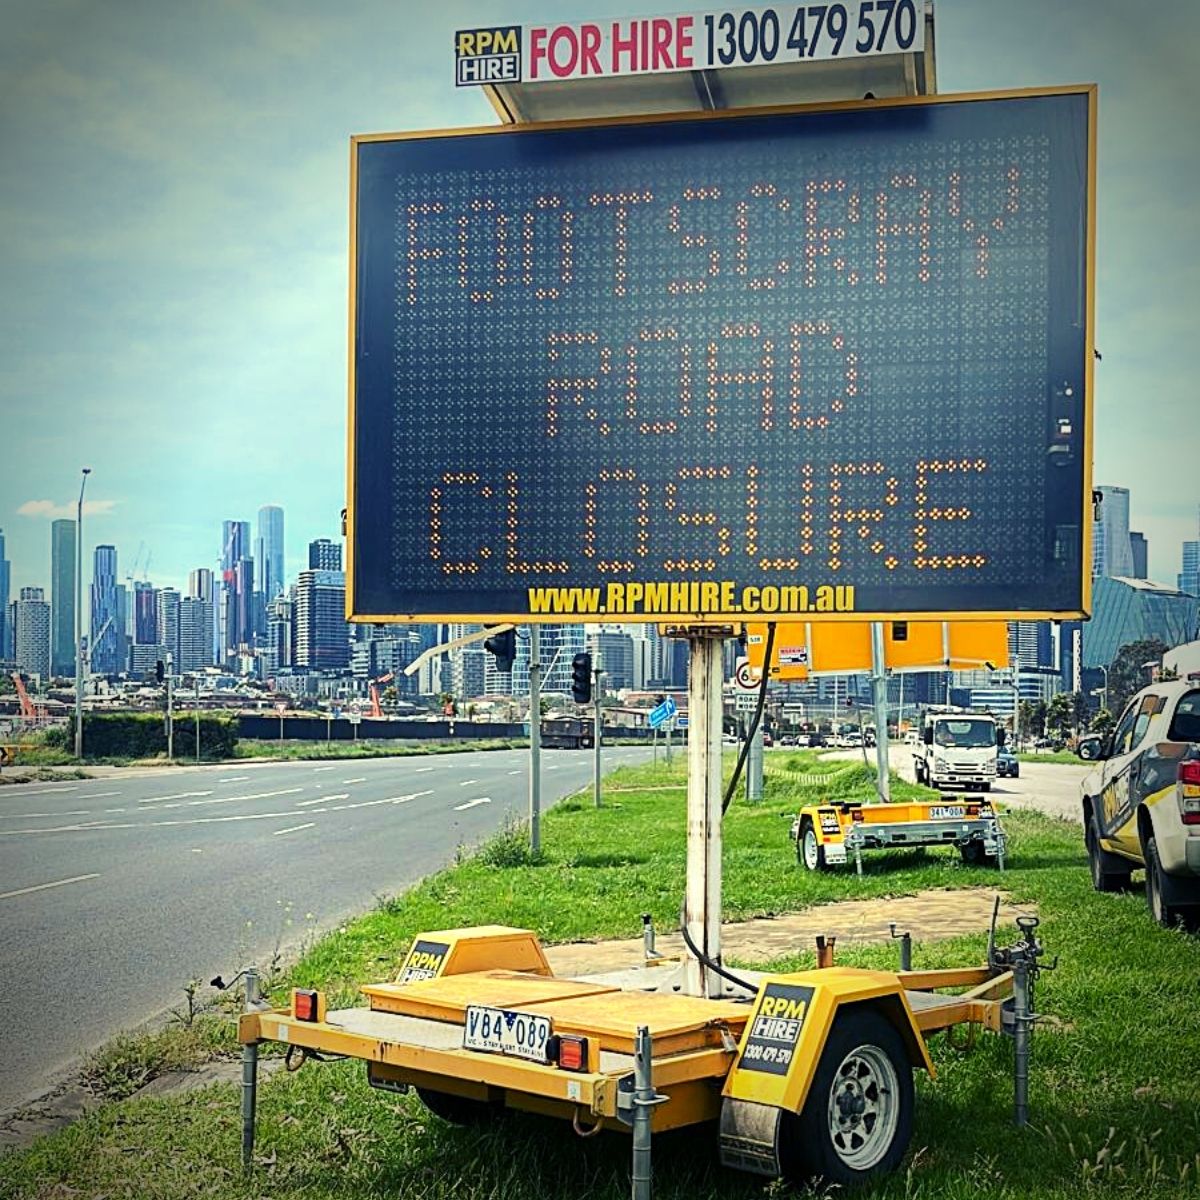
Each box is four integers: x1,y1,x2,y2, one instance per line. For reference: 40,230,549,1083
476,813,545,868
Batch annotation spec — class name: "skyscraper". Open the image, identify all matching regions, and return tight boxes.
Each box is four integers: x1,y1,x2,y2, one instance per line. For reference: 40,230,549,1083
157,588,181,664
133,581,158,645
256,505,285,603
14,587,51,681
308,538,342,571
1129,531,1148,581
179,595,214,673
0,528,10,660
293,569,349,669
90,545,121,675
189,566,219,664
221,519,251,659
50,519,77,677
1091,485,1134,579
1179,508,1200,596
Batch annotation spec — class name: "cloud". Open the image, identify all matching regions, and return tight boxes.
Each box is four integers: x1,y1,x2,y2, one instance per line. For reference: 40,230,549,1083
17,499,117,520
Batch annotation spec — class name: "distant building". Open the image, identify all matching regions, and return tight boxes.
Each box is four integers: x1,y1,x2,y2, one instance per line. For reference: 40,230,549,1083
188,567,218,664
157,587,181,664
0,528,10,660
1081,576,1200,669
293,569,349,670
1091,485,1134,579
14,587,51,681
1008,621,1055,672
256,505,285,603
50,519,76,677
178,595,214,673
510,624,587,697
90,545,122,675
133,581,158,645
308,538,342,571
220,519,251,659
1129,531,1148,581
1179,509,1200,595
589,627,636,691
129,642,167,682
264,592,293,674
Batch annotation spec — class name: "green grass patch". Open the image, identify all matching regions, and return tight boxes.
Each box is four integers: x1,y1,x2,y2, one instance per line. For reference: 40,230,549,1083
1017,751,1085,766
4,757,1199,1198
233,738,528,761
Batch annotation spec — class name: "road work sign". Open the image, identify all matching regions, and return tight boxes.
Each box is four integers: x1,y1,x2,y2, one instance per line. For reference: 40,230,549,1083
348,88,1094,625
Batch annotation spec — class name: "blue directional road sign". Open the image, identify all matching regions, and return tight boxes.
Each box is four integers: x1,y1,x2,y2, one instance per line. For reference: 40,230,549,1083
648,696,678,730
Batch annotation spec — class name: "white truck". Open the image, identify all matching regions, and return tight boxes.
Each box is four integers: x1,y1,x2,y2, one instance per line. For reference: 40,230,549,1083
914,709,999,792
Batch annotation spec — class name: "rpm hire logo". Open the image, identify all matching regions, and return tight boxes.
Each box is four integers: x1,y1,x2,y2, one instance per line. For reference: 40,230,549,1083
456,26,521,86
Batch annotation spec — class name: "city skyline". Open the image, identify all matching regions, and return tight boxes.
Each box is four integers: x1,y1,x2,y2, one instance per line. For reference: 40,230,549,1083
2,2,1199,601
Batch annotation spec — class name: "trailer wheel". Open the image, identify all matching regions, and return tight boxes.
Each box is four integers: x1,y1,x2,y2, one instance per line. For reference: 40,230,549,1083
798,819,826,871
781,1009,913,1187
416,1087,495,1125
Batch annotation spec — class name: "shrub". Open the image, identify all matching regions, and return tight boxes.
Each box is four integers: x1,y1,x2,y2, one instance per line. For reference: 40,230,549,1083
67,712,238,760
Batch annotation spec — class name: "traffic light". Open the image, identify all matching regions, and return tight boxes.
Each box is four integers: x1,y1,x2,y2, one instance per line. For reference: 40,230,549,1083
571,652,593,704
155,659,165,683
483,626,516,673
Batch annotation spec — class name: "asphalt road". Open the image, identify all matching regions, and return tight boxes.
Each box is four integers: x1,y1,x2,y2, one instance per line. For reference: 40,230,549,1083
0,745,648,1114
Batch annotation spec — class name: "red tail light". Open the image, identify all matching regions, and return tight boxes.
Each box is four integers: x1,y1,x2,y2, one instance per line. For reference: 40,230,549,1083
293,989,320,1021
554,1034,589,1071
1179,761,1200,825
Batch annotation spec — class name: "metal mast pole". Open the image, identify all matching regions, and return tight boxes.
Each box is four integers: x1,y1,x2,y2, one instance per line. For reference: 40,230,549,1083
74,468,91,760
593,659,603,809
870,622,891,803
528,625,542,855
166,651,174,761
683,632,725,998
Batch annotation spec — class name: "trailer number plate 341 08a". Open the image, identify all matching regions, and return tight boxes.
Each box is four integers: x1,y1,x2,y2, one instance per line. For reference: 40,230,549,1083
463,1005,553,1063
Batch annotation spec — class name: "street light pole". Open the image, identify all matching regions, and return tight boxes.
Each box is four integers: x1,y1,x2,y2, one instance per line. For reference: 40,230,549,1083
74,467,91,761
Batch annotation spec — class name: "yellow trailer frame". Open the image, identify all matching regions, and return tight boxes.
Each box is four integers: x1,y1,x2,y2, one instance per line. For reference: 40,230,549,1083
237,921,1047,1188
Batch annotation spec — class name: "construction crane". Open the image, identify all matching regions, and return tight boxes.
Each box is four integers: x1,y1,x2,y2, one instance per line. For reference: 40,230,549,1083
10,673,44,721
368,672,395,719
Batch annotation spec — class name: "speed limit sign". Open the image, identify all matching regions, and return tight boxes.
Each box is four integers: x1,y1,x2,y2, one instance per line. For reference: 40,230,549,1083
734,658,759,692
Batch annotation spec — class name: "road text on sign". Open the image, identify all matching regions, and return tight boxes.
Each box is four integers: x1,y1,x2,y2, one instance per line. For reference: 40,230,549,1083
350,89,1094,623
454,3,924,86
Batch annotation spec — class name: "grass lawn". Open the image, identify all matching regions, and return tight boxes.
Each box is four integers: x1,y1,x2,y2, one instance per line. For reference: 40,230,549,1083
234,737,529,761
3,755,1198,1199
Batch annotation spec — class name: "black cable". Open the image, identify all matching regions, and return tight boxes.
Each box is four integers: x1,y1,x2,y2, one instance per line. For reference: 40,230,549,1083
721,622,776,815
678,900,758,995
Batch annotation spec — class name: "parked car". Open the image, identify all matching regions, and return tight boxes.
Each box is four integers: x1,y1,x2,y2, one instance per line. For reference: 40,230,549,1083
996,747,1020,778
1077,680,1200,930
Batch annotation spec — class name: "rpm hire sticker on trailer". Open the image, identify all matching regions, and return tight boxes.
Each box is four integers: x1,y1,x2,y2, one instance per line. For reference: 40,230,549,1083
739,983,814,1074
398,939,450,983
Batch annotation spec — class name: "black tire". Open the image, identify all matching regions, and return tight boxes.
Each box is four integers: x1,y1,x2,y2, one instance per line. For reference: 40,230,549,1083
913,760,925,785
960,840,990,866
1144,837,1200,932
980,783,992,793
798,818,827,871
1086,817,1130,893
779,1008,914,1188
416,1087,495,1126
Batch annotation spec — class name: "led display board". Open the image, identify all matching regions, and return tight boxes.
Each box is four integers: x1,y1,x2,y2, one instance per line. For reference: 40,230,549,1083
349,87,1095,624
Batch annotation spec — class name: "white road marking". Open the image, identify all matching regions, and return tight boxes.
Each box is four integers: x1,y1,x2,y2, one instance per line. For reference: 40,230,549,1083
388,790,433,805
415,767,434,773
219,776,250,784
0,810,91,820
458,779,478,786
184,787,304,809
0,873,100,901
343,777,366,785
297,794,347,807
137,791,213,806
191,848,203,853
453,796,492,811
507,770,521,775
83,791,121,798
272,822,315,837
104,808,126,813
17,786,79,795
313,766,336,772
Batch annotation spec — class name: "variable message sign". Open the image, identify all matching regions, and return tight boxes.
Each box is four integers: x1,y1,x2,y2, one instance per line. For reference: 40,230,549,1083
349,87,1095,624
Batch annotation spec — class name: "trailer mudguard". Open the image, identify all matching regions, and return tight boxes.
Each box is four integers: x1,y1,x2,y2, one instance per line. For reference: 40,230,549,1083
719,968,933,1176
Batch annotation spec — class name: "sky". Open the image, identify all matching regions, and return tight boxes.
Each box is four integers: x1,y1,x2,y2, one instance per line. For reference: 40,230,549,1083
2,0,1198,601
